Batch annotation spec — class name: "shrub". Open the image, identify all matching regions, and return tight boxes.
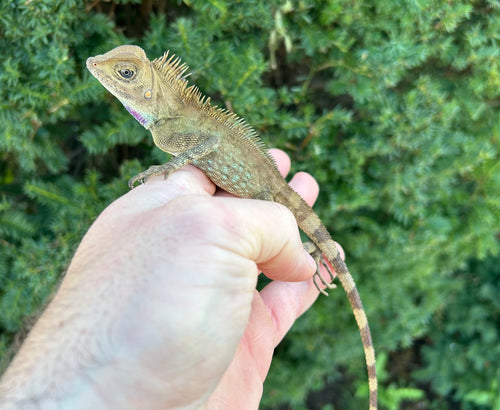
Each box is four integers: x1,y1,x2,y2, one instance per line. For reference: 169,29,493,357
1,1,499,408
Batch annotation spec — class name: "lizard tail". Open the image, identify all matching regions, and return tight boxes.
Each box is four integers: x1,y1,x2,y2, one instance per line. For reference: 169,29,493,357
274,189,377,410
322,239,378,410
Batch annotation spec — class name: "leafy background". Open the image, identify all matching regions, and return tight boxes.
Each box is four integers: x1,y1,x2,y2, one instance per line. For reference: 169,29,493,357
1,0,499,409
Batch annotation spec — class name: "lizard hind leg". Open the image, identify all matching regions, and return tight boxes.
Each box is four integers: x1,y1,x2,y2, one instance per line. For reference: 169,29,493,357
304,241,337,296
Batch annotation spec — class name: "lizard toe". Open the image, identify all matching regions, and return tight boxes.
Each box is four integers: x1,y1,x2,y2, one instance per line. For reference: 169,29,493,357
305,241,337,295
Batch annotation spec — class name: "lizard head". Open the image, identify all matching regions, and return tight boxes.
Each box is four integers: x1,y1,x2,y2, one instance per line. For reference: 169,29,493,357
86,45,157,128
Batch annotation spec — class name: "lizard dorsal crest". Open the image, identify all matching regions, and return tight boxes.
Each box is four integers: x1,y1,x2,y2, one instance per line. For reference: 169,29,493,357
152,52,211,108
152,51,275,165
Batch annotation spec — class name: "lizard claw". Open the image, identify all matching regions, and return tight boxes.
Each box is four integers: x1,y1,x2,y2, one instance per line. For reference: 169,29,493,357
128,163,174,189
305,241,337,295
313,264,337,296
128,175,148,189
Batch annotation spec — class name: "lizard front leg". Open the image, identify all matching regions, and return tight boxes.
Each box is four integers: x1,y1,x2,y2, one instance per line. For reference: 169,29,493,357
128,135,219,188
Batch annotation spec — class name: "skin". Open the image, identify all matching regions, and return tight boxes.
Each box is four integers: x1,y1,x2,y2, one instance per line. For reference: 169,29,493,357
86,46,377,410
0,150,339,409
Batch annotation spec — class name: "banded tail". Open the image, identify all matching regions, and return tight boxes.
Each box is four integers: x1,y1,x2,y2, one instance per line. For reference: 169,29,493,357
320,238,378,410
275,188,377,410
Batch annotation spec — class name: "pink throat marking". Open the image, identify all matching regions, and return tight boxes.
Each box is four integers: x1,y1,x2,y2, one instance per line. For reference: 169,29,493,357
124,105,153,127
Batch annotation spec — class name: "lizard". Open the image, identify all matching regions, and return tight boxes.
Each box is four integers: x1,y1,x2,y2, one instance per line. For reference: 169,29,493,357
86,45,377,410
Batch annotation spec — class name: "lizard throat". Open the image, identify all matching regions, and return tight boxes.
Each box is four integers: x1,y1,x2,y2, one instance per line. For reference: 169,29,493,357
124,105,155,128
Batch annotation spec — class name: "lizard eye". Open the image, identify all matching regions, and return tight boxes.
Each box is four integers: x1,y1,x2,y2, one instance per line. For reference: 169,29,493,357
118,68,135,79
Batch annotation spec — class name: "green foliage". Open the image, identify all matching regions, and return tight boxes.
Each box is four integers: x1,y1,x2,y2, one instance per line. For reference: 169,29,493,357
368,352,424,410
415,254,500,409
1,0,500,408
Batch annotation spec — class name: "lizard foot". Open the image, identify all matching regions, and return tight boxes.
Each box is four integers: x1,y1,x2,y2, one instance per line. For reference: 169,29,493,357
304,241,337,296
128,163,174,189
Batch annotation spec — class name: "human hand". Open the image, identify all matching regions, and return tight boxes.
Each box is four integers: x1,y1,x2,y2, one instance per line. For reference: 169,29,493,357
0,149,338,409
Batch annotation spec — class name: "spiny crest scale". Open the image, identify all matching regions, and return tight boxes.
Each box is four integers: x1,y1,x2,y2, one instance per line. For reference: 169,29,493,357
152,51,212,109
152,50,275,165
153,51,190,85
